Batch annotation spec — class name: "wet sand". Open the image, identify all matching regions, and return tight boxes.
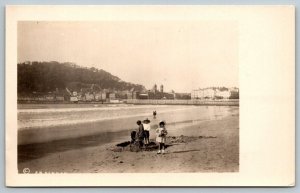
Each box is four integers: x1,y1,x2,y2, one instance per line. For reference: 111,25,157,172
18,114,239,173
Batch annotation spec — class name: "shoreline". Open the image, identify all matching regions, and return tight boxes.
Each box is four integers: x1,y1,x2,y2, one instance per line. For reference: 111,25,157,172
18,99,239,107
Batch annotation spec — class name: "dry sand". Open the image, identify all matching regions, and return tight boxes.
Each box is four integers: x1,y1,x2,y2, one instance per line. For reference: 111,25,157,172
18,114,239,173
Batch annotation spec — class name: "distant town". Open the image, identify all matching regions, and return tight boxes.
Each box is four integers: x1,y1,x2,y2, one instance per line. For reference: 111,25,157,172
18,83,239,104
17,61,239,104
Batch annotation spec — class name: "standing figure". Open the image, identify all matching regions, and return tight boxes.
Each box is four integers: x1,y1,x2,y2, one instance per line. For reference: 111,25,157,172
153,110,157,119
130,130,137,143
156,120,168,154
143,118,151,145
136,120,145,148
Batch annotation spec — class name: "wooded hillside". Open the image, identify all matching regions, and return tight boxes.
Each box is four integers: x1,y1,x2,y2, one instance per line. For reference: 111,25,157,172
17,61,145,95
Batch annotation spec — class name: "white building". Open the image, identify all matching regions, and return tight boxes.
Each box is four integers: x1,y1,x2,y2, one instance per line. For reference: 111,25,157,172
94,92,107,101
191,89,202,99
229,87,239,93
85,93,94,101
101,93,107,100
215,89,230,99
203,89,215,98
94,93,101,101
191,88,216,99
109,93,116,100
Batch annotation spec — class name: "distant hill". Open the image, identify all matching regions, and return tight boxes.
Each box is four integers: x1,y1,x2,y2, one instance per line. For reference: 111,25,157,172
17,61,145,95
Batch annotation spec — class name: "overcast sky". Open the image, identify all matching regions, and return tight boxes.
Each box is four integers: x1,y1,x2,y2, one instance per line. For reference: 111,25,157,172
18,21,238,92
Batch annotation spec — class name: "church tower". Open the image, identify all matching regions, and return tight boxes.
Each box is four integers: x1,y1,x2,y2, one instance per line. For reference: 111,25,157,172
160,84,164,93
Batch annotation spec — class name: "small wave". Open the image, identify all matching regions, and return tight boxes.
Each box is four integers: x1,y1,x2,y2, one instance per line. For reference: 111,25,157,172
17,104,184,114
18,105,200,130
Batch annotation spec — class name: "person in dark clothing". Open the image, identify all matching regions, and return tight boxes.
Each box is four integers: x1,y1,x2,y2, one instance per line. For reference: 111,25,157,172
153,110,157,119
136,120,145,148
130,130,137,143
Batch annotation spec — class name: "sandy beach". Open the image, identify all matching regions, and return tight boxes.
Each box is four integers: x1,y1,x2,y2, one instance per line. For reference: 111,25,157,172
18,110,239,173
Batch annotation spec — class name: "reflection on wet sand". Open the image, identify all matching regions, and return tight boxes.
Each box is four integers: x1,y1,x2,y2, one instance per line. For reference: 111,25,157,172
18,129,129,163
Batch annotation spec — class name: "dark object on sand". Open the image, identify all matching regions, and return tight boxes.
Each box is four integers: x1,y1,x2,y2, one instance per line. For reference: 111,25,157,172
116,141,131,148
130,141,143,152
143,141,158,151
113,140,171,152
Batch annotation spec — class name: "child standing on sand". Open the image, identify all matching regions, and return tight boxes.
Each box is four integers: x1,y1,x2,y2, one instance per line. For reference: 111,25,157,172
156,121,167,154
136,120,145,148
143,118,151,145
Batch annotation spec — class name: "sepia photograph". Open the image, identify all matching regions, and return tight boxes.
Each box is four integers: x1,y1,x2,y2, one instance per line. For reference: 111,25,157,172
6,5,294,186
17,21,239,173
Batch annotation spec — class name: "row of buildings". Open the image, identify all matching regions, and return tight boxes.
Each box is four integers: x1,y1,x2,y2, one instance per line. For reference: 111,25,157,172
18,84,239,103
191,87,239,100
67,84,178,102
18,84,171,103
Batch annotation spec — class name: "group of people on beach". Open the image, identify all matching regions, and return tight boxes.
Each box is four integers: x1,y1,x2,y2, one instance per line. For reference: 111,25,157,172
131,113,168,154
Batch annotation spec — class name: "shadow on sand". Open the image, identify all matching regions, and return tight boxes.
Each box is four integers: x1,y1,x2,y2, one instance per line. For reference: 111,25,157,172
172,149,201,154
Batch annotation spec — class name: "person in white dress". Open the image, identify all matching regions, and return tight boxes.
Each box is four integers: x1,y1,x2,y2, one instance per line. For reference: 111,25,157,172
156,120,168,154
